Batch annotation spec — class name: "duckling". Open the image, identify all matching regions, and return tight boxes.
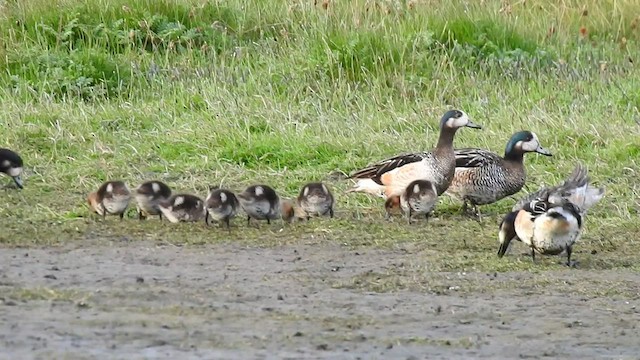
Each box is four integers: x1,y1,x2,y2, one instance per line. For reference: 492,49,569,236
447,131,552,218
158,193,205,223
87,180,132,220
296,182,335,220
384,195,402,220
280,198,299,223
347,109,481,200
399,179,438,224
0,148,24,189
237,184,281,226
497,164,605,266
205,186,239,229
134,180,172,221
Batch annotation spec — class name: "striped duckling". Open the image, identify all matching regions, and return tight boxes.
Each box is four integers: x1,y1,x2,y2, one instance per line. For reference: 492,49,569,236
237,184,281,226
0,148,24,189
158,193,206,223
347,109,481,201
399,179,438,224
296,182,335,220
447,131,552,218
205,185,240,229
497,164,605,266
87,180,132,220
134,180,172,220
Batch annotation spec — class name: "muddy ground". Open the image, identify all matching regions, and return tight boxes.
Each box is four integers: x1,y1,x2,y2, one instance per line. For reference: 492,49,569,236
1,238,639,359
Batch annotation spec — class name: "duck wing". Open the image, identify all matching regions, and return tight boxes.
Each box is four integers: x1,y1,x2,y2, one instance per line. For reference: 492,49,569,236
454,148,503,168
349,152,429,184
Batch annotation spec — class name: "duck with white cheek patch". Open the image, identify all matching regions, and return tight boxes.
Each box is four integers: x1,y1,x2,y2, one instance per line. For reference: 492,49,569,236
158,193,206,223
0,148,25,189
346,109,481,215
497,164,605,267
87,180,132,220
447,130,552,220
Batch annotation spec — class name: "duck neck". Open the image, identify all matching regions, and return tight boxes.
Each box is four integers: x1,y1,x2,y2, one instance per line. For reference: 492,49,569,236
504,150,524,163
435,127,457,154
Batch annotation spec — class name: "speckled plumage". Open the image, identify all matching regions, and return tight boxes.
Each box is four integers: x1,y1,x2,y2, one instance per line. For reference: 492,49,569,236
447,131,552,214
497,164,604,266
347,110,482,199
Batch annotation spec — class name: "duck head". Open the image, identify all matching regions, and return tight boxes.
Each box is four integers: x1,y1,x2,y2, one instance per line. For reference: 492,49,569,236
440,110,482,131
0,148,24,189
505,131,552,157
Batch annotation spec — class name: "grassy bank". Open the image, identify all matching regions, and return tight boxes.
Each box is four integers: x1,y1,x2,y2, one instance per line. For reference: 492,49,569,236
0,0,638,271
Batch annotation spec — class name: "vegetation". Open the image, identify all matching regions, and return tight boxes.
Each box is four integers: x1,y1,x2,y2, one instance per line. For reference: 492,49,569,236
0,0,638,271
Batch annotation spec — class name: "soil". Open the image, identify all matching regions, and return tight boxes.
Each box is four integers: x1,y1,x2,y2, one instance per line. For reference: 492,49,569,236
1,239,639,359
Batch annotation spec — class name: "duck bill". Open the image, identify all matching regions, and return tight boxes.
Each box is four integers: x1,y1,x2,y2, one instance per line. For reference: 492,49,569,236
12,175,24,189
465,121,482,129
536,146,553,156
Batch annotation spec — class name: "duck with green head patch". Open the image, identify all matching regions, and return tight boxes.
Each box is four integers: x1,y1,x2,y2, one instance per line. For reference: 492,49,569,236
446,131,552,218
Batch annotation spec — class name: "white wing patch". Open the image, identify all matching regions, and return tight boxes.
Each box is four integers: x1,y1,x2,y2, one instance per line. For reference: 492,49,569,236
174,196,184,206
255,186,264,196
152,182,160,193
220,192,227,203
106,183,113,193
303,186,309,197
8,167,22,177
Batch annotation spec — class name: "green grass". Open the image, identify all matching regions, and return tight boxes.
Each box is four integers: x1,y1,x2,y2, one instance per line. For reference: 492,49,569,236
0,0,639,273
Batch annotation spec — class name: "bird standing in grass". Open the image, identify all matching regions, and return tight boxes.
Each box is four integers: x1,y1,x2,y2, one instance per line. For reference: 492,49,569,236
447,131,552,219
87,181,132,220
205,186,239,229
237,184,282,226
399,179,438,224
497,164,605,266
158,193,206,223
0,148,24,189
347,109,481,206
134,180,172,221
297,182,335,220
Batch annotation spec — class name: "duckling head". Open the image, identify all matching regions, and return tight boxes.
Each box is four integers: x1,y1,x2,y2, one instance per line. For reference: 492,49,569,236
440,110,482,131
505,131,552,157
87,191,101,214
0,148,24,189
497,210,519,258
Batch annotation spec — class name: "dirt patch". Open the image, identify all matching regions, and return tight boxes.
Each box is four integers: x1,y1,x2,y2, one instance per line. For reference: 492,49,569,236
1,240,639,359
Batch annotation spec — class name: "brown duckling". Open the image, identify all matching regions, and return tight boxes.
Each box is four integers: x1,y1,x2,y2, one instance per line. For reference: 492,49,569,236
0,148,24,189
205,185,240,229
158,193,205,223
296,182,335,220
237,184,281,226
134,180,172,221
399,179,438,224
87,180,132,220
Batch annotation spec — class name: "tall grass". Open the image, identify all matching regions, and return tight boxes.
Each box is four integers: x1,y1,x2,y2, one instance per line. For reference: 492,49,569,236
0,0,638,250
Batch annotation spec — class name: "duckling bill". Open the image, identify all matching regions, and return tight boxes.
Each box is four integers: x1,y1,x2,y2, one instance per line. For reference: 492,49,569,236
205,186,239,229
0,148,24,189
158,194,205,223
297,182,334,220
87,180,132,220
135,180,172,220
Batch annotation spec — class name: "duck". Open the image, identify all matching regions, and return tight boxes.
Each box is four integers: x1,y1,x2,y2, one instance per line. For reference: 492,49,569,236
399,179,439,224
134,180,172,220
0,148,24,189
237,184,281,226
205,185,240,229
87,180,132,220
497,164,605,266
158,193,206,223
280,198,300,223
446,130,552,218
296,182,335,220
346,109,481,201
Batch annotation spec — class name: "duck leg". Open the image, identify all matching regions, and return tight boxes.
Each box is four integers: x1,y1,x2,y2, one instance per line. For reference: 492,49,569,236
329,208,334,218
119,212,124,221
225,217,231,232
205,212,211,226
246,216,251,226
407,207,413,225
566,246,576,267
531,247,536,263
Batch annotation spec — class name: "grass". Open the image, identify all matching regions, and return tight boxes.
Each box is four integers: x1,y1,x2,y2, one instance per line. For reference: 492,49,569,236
0,0,639,274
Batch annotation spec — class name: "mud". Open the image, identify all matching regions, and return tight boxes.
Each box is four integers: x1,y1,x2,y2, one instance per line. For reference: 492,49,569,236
1,240,639,359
